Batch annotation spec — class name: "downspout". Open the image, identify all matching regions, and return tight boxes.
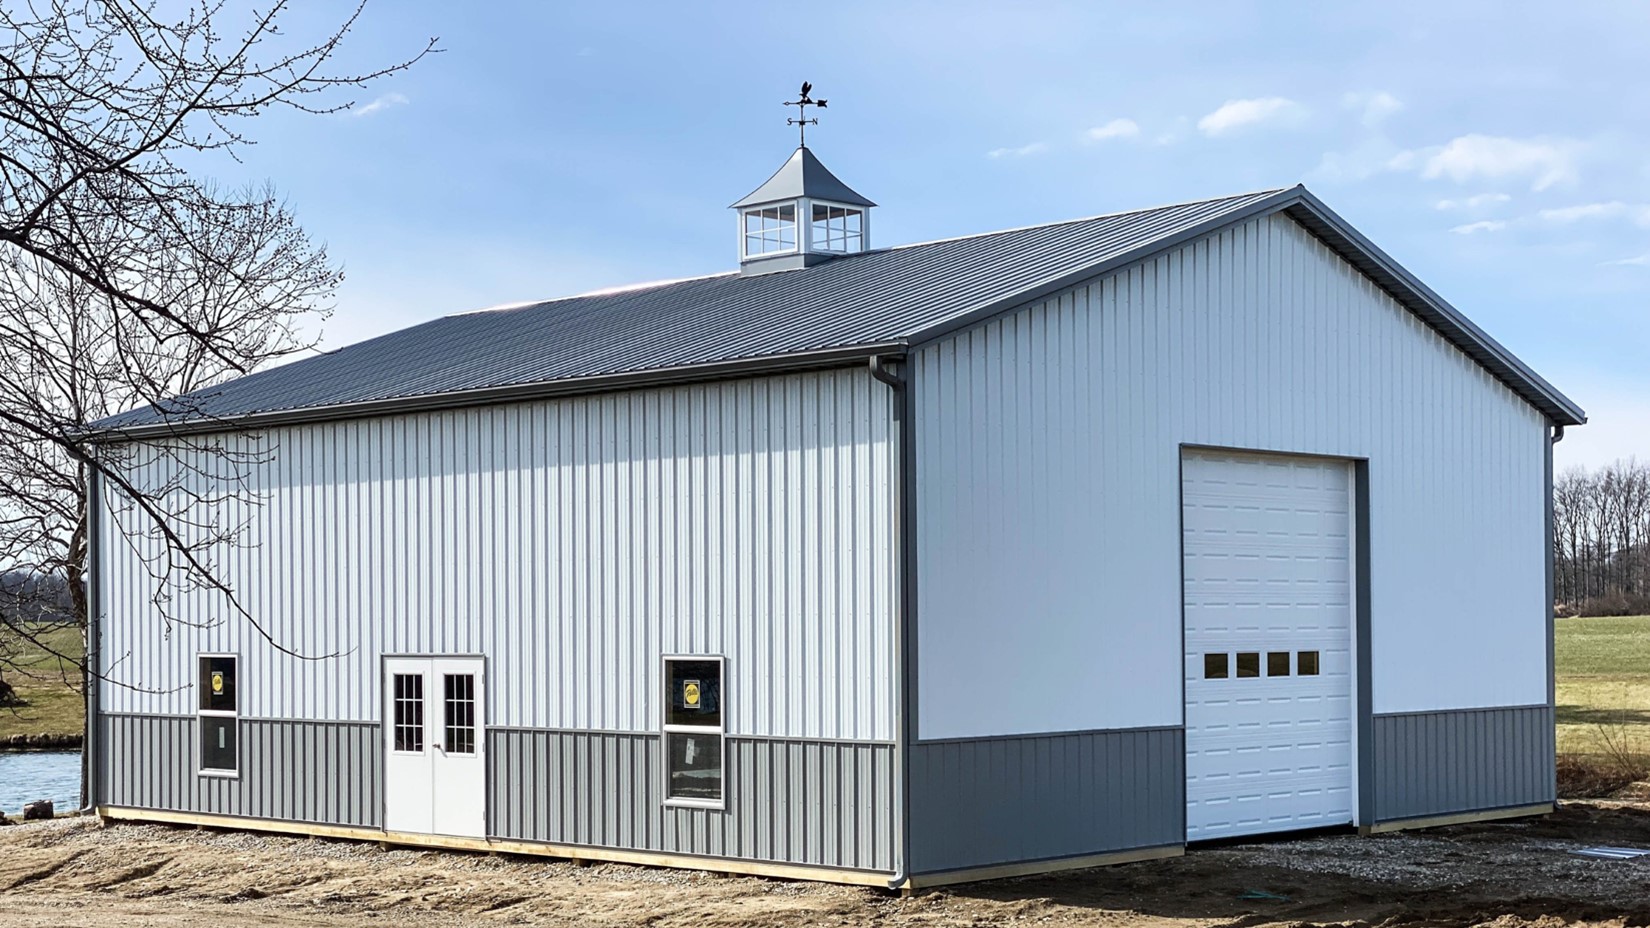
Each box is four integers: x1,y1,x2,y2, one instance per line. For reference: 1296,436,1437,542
867,354,911,892
1546,422,1563,803
80,466,101,815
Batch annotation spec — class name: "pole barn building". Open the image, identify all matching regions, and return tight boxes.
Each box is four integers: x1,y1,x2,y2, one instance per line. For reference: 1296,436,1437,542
87,145,1586,888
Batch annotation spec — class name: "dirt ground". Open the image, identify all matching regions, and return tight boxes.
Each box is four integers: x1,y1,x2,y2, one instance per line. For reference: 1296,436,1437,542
2,804,1649,928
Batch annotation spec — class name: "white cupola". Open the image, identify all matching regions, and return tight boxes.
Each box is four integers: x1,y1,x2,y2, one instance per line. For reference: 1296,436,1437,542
730,83,875,275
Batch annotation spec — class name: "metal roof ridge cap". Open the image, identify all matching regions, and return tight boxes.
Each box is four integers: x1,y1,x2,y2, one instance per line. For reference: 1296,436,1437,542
900,186,1306,349
450,270,742,315
887,187,1294,253
86,341,910,442
1286,189,1586,425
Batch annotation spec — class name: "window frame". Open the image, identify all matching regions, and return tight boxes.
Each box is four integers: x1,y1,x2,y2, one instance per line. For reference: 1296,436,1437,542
660,653,726,810
807,199,865,254
196,652,240,779
739,204,799,259
390,670,427,756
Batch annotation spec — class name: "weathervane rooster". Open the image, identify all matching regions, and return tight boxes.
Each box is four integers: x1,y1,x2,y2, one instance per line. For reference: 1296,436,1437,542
785,81,828,147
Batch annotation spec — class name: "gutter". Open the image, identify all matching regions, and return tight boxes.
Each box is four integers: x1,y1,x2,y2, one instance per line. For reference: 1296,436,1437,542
87,342,908,443
867,354,912,892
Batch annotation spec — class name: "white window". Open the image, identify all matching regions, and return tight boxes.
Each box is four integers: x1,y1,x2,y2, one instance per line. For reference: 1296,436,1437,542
742,204,798,257
810,203,863,252
662,655,724,807
197,654,238,776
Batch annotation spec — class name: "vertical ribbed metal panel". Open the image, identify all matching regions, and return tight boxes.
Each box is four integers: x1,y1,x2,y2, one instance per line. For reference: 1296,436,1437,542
100,714,381,827
907,727,1183,874
98,368,897,742
1371,705,1555,822
914,213,1549,740
488,730,895,872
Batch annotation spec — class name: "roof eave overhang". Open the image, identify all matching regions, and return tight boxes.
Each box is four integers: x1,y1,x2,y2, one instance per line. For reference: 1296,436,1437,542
86,342,909,443
903,185,1586,427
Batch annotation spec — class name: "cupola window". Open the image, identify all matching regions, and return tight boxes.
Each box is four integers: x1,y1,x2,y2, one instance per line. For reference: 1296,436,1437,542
811,203,863,253
742,204,797,257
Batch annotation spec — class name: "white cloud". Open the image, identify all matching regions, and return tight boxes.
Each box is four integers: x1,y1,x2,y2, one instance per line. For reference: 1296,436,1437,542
1084,118,1140,142
1310,138,1404,184
1197,97,1307,137
1434,193,1512,210
987,141,1048,159
1450,220,1508,234
1342,90,1403,126
1411,134,1581,191
350,92,409,118
1536,201,1650,226
1600,254,1650,267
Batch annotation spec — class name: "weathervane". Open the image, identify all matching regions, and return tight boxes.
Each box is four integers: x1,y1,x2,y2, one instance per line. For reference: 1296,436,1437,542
784,81,828,147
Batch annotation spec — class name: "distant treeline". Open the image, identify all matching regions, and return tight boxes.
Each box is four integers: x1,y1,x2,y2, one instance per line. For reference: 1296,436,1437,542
0,571,74,625
1555,458,1650,616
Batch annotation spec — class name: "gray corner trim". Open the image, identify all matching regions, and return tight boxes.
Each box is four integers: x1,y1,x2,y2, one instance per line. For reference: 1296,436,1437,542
1369,705,1555,822
903,187,1302,352
908,727,1184,874
867,351,914,885
84,467,102,810
1354,459,1375,826
87,345,902,443
898,351,919,884
1545,426,1557,713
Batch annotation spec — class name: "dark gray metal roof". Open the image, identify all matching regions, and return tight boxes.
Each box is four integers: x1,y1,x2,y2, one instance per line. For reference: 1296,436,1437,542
730,146,876,209
93,185,1584,436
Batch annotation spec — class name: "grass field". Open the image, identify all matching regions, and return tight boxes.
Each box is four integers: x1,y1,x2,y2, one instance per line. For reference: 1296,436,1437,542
0,624,85,740
1555,614,1650,757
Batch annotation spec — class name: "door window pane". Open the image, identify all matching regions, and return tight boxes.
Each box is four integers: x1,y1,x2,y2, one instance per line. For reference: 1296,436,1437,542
444,673,476,755
1203,653,1229,679
1298,650,1321,676
1267,652,1292,676
666,731,723,802
394,673,425,752
200,716,237,771
1236,652,1260,678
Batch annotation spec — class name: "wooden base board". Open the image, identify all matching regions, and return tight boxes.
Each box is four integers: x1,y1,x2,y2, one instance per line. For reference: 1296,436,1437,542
900,844,1183,889
1359,802,1555,835
96,806,894,888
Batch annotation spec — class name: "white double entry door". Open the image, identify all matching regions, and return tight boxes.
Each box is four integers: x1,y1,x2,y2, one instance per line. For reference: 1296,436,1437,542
383,655,486,837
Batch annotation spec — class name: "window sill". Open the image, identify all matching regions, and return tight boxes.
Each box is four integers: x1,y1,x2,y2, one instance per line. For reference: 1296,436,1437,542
196,769,240,780
663,798,726,812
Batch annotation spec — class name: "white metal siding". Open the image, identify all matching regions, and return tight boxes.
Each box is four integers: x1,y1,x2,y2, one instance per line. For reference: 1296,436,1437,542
1182,450,1354,839
99,368,898,741
914,213,1548,740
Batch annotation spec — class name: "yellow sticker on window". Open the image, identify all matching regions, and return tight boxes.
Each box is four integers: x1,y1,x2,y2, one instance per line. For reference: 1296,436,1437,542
682,680,701,708
211,671,225,695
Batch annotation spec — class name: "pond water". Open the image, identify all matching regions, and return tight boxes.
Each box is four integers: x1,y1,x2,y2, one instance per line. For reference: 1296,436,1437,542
0,751,81,816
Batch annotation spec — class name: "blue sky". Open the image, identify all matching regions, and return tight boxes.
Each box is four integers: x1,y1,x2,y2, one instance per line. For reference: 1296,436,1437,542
215,2,1650,469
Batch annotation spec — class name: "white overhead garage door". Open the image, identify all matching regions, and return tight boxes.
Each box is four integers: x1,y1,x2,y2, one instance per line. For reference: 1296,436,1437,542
1182,449,1354,841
